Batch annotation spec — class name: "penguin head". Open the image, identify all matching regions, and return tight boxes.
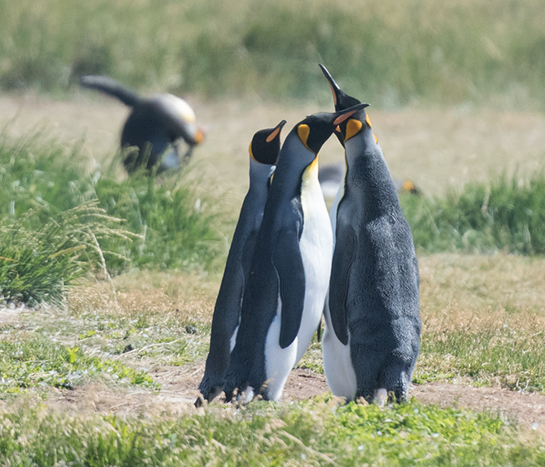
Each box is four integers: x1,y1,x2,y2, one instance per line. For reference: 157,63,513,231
294,103,370,155
318,64,371,145
319,64,362,111
249,120,287,165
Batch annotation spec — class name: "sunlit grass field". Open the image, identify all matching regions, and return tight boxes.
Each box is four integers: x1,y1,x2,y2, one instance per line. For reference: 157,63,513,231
3,0,545,463
1,0,545,110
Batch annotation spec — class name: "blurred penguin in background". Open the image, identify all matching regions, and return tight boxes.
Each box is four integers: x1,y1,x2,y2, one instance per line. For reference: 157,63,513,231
80,75,206,174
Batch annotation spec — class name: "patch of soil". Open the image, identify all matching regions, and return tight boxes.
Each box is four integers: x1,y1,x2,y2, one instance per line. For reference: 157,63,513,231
49,363,545,430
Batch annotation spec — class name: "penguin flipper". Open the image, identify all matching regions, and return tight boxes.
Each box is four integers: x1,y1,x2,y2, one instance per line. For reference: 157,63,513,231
329,226,357,345
79,75,141,107
273,229,306,349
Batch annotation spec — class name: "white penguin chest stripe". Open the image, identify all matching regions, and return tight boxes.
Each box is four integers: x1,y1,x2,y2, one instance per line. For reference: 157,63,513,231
264,294,298,401
295,166,333,363
322,300,357,401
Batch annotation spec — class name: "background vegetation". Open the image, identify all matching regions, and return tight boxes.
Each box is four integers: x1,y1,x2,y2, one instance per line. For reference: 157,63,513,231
0,0,544,109
0,133,226,305
2,0,545,463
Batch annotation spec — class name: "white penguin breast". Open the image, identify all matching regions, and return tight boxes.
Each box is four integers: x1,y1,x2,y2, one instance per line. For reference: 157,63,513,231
295,163,333,363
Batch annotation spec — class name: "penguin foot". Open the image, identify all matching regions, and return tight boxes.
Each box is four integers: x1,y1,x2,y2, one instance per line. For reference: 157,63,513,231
373,388,388,407
194,395,205,408
237,386,255,405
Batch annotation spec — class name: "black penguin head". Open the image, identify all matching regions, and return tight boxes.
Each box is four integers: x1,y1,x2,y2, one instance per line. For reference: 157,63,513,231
294,103,370,154
319,64,362,111
319,64,370,145
249,120,287,165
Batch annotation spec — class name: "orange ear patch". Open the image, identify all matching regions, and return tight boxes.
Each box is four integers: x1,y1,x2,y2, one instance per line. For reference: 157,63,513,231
365,114,372,127
249,142,255,160
402,180,415,192
195,129,205,145
344,119,363,142
297,124,311,149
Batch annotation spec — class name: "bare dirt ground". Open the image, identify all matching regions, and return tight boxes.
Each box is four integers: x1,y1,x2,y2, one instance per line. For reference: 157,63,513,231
46,360,545,430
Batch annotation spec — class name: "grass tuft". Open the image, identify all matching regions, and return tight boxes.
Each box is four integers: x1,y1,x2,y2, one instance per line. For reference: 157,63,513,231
0,399,538,466
0,131,226,305
0,202,134,307
402,170,545,255
0,336,158,394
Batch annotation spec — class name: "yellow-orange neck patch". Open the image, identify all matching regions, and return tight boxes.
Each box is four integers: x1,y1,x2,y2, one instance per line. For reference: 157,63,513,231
365,114,372,127
373,133,378,144
345,119,363,142
402,180,415,192
297,124,311,151
302,156,319,185
195,129,205,145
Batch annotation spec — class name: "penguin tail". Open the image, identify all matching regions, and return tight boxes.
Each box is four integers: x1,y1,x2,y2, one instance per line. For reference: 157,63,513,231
79,75,141,107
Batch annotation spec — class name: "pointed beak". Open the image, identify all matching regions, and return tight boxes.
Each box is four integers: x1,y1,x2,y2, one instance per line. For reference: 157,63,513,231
266,119,287,143
319,64,344,109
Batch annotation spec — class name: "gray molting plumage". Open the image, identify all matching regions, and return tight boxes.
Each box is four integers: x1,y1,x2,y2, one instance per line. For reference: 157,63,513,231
224,105,367,403
320,65,421,404
79,75,204,174
197,121,286,405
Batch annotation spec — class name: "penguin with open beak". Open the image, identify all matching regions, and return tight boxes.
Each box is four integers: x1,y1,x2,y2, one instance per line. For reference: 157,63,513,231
79,75,206,174
320,65,421,405
224,103,368,403
196,120,287,406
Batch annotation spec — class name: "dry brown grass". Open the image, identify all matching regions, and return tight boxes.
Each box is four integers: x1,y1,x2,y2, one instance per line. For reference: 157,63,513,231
67,271,218,325
2,95,545,211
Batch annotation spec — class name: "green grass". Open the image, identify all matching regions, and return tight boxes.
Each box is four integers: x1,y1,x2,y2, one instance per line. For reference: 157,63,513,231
416,318,545,391
402,170,545,255
0,131,226,305
0,399,539,466
0,202,134,307
1,0,545,109
0,336,158,394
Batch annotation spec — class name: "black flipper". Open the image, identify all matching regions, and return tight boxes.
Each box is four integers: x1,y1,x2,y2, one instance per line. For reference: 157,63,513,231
329,224,357,345
273,227,306,349
79,75,141,107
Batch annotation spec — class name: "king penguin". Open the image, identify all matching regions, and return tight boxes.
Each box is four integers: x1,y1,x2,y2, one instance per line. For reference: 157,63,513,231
319,65,421,404
224,103,368,403
196,120,287,406
79,75,206,174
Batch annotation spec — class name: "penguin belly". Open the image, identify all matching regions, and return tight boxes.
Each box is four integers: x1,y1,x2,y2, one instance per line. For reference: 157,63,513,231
263,295,298,401
322,299,357,401
295,172,333,363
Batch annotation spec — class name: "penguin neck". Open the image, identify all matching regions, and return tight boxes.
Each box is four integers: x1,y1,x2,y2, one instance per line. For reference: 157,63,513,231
249,158,275,193
271,133,315,200
344,130,401,215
